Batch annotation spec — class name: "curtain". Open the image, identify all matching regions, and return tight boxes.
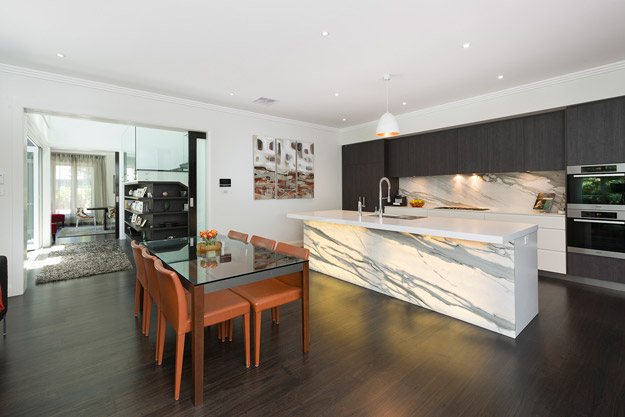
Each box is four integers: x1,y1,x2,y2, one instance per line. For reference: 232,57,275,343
51,153,107,225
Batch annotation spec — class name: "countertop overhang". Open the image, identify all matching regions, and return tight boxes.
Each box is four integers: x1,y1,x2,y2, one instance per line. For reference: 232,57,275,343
287,210,538,244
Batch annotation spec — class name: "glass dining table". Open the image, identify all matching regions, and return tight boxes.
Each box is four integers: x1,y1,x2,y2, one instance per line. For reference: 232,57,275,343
143,236,310,406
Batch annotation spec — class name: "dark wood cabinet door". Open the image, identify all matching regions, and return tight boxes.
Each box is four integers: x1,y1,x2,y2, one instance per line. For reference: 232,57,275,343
566,96,625,165
342,164,359,210
387,136,413,177
523,111,565,171
457,124,489,174
488,118,524,173
414,130,458,176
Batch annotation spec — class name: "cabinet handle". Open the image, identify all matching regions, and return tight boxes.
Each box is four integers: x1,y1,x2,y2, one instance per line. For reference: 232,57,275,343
573,219,625,225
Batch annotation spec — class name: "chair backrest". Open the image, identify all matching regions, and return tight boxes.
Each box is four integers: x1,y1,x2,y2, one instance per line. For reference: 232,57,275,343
250,235,276,250
154,258,188,333
275,242,309,287
0,256,8,319
228,230,248,243
141,247,160,305
130,241,148,287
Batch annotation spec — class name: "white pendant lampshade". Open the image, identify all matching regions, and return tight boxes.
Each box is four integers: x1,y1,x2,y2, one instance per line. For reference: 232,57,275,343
376,112,399,137
376,74,400,137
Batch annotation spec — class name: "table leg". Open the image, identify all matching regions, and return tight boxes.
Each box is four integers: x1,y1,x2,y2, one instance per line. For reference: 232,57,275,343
302,261,309,353
192,286,204,405
103,211,107,230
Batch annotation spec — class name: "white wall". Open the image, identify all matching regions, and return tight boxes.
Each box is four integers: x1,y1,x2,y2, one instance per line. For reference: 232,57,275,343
0,65,342,296
341,61,625,144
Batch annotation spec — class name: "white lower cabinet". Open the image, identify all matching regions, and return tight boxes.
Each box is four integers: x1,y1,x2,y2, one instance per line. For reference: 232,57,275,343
538,249,567,274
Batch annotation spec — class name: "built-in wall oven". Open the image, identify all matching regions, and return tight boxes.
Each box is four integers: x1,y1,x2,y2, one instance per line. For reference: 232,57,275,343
567,163,625,259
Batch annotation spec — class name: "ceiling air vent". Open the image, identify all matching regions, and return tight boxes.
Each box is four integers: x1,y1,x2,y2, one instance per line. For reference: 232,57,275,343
253,97,279,106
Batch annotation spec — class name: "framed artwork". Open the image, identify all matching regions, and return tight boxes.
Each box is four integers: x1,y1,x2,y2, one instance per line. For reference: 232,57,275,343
276,138,297,199
253,136,315,200
253,135,276,200
296,141,314,199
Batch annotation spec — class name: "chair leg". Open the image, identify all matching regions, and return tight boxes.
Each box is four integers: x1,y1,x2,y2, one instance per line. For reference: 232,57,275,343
218,322,222,340
157,313,166,365
221,322,226,342
228,319,233,342
174,333,185,401
271,307,275,322
155,309,161,362
145,294,153,337
275,307,280,324
134,280,141,316
243,313,250,367
254,310,262,367
2,318,6,336
142,287,149,335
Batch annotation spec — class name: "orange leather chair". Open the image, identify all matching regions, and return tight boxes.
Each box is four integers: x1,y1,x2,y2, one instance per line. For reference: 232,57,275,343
141,247,164,359
231,242,309,366
249,235,276,250
228,230,248,243
154,259,251,400
131,241,149,335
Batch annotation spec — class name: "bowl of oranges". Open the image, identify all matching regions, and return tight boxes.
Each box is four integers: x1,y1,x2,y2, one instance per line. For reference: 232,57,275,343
409,199,424,207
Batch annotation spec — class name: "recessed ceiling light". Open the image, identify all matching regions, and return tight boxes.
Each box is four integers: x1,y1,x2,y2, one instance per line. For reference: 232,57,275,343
229,92,235,96
342,118,347,121
321,31,329,36
463,43,471,49
334,93,339,97
402,102,407,106
56,53,65,58
497,75,504,79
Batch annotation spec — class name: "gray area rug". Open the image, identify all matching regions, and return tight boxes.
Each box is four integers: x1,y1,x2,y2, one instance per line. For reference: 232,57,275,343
36,240,133,284
57,226,115,238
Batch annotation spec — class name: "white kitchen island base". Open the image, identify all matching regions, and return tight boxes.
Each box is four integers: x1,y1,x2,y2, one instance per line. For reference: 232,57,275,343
299,216,538,338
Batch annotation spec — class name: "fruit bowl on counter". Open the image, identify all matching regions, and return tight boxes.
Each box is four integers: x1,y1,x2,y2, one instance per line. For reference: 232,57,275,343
409,199,424,207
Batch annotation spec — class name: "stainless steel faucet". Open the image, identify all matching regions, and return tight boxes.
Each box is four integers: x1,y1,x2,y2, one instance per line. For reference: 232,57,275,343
378,177,391,218
358,199,363,217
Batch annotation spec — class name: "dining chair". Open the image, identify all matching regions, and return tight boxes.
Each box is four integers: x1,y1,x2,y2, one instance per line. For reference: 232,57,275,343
141,247,162,358
154,259,251,400
249,235,276,250
228,230,248,243
231,241,309,366
75,208,96,228
130,240,149,335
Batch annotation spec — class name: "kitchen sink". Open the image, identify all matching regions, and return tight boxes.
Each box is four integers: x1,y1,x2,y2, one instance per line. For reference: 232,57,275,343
364,213,425,220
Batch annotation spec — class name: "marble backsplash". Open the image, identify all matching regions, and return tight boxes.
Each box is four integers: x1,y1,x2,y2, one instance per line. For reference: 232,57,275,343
399,171,566,211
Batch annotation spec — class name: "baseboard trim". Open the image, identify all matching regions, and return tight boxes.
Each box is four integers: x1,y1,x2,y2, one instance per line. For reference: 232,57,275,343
540,270,625,292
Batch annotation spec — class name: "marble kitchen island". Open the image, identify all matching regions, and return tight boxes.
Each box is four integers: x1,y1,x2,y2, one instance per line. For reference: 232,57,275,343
287,210,539,338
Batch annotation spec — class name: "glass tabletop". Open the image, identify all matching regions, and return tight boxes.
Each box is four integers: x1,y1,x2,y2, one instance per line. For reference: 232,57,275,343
143,236,307,286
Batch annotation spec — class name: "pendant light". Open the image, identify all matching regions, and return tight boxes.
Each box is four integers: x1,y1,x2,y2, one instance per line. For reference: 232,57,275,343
376,74,400,137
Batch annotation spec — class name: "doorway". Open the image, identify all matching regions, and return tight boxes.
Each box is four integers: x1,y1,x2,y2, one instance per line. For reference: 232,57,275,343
26,138,41,251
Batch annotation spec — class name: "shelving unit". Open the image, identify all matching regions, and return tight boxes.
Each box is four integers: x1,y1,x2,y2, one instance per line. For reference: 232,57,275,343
123,181,189,241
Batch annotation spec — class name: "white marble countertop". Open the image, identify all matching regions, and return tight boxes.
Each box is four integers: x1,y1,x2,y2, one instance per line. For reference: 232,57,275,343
287,210,538,244
388,205,565,217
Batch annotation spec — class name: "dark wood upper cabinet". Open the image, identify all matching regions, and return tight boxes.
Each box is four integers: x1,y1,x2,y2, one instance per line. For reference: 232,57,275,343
566,96,625,166
457,124,489,174
387,136,413,177
342,140,391,210
413,130,458,176
523,111,565,171
487,118,524,173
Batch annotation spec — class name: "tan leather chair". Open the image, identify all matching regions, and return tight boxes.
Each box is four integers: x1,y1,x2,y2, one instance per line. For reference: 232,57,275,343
231,242,309,366
154,259,251,400
131,241,149,335
228,230,248,243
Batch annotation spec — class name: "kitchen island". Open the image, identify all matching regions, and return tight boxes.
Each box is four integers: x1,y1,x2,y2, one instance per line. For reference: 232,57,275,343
287,210,539,338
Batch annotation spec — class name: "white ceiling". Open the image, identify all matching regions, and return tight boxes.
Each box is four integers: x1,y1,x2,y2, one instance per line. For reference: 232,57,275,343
4,1,625,128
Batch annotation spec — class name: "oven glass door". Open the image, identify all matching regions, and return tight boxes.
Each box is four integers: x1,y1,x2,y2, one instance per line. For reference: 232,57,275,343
567,173,625,206
567,217,625,255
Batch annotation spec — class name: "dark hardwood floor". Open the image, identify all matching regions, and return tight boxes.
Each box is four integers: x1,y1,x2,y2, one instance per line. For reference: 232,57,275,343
2,238,625,416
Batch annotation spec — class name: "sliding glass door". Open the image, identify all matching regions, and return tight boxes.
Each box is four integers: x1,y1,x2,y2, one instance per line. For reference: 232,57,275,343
26,138,41,250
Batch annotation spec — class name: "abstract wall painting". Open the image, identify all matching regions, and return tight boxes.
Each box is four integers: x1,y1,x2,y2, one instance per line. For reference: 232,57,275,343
296,141,314,199
253,135,276,200
276,138,298,199
253,136,314,199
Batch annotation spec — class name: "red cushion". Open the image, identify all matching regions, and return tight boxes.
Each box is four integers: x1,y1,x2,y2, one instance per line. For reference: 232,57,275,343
51,214,65,223
51,223,57,234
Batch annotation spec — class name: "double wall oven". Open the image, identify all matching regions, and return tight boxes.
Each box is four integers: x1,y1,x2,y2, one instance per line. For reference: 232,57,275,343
567,163,625,259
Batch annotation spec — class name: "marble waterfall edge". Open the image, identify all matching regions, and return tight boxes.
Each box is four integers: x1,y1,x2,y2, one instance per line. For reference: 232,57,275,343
304,220,519,337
